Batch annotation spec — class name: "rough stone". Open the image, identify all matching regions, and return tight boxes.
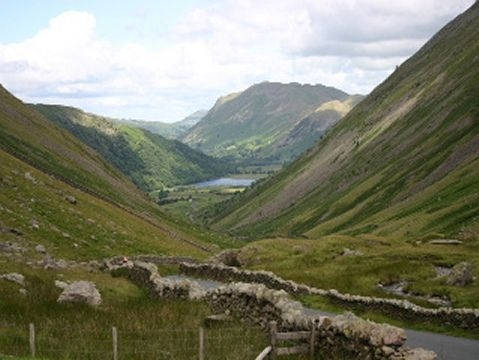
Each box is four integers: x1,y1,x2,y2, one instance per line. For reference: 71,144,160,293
428,239,462,245
35,244,46,254
65,195,77,205
57,281,102,306
55,280,69,289
24,172,36,183
209,249,243,267
0,273,25,286
446,262,473,286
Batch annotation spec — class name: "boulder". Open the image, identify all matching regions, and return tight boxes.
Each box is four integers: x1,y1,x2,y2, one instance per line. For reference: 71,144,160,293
65,195,77,205
446,262,473,286
55,280,69,289
57,281,102,306
0,273,25,286
35,244,46,254
208,249,243,267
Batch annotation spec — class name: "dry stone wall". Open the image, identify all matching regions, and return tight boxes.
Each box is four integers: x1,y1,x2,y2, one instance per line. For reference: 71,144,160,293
179,262,479,330
111,261,435,360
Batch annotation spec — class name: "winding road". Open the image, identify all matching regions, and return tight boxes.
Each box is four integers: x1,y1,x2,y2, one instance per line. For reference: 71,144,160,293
165,275,479,360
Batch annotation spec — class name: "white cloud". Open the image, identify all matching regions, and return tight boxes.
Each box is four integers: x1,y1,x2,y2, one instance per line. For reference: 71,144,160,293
0,1,475,121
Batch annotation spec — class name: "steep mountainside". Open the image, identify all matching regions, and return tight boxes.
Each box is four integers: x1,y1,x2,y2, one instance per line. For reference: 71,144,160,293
32,105,229,193
117,110,207,139
0,84,222,258
181,82,359,163
213,3,479,241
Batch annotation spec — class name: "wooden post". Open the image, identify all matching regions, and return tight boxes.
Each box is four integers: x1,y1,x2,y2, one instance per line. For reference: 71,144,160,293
29,323,35,358
112,326,118,360
310,320,317,359
269,321,277,359
199,326,204,360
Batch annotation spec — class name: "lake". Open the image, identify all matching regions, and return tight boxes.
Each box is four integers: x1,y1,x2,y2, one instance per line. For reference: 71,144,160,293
191,177,255,188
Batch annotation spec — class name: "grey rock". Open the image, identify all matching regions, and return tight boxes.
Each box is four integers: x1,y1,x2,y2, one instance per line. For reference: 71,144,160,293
428,239,462,245
446,262,473,286
65,195,77,205
0,242,24,253
57,281,101,306
55,280,69,289
209,249,243,267
0,273,25,286
35,244,46,254
24,172,36,183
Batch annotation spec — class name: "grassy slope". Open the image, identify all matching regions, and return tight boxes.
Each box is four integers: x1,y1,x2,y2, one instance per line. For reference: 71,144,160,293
214,3,479,242
181,82,350,162
32,104,229,193
238,235,479,308
0,260,267,360
0,85,235,255
0,149,208,260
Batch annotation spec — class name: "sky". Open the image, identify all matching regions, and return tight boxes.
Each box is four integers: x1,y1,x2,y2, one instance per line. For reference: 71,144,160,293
0,0,474,122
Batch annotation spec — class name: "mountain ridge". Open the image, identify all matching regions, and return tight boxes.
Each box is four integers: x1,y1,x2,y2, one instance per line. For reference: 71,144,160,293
212,2,479,241
181,81,361,163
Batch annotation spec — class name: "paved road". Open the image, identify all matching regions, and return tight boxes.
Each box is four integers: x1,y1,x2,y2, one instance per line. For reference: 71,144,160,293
165,275,479,360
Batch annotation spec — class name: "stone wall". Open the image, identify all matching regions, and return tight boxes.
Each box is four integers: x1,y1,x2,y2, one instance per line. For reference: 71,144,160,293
179,262,479,330
110,261,203,300
111,261,435,360
103,255,198,271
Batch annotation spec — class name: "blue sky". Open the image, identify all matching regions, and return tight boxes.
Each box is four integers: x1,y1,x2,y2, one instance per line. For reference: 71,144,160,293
0,0,474,122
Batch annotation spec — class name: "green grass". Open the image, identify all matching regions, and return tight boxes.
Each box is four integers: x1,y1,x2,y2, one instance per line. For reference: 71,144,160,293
238,236,479,308
0,149,211,260
32,104,231,193
0,261,269,360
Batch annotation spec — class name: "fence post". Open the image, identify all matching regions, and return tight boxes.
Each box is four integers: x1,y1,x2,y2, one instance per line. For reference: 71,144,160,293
199,326,204,360
310,319,317,359
112,326,118,360
29,323,35,358
269,321,277,359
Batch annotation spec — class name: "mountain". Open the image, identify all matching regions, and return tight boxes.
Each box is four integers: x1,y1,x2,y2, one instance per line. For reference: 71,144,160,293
181,82,362,163
117,110,207,139
32,105,229,193
213,2,479,241
0,84,220,259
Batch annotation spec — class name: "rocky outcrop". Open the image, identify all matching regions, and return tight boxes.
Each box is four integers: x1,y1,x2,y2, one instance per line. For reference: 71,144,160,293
57,281,102,306
180,262,479,330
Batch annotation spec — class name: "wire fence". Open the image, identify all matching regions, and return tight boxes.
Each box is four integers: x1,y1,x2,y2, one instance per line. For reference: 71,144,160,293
0,323,268,359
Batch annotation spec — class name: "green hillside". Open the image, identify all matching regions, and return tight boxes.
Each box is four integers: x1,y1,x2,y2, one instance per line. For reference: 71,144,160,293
213,2,479,242
0,84,227,259
181,82,359,163
117,110,207,139
32,105,229,193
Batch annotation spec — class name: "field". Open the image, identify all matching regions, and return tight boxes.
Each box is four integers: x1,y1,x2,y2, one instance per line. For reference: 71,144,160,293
0,260,270,360
238,235,479,309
